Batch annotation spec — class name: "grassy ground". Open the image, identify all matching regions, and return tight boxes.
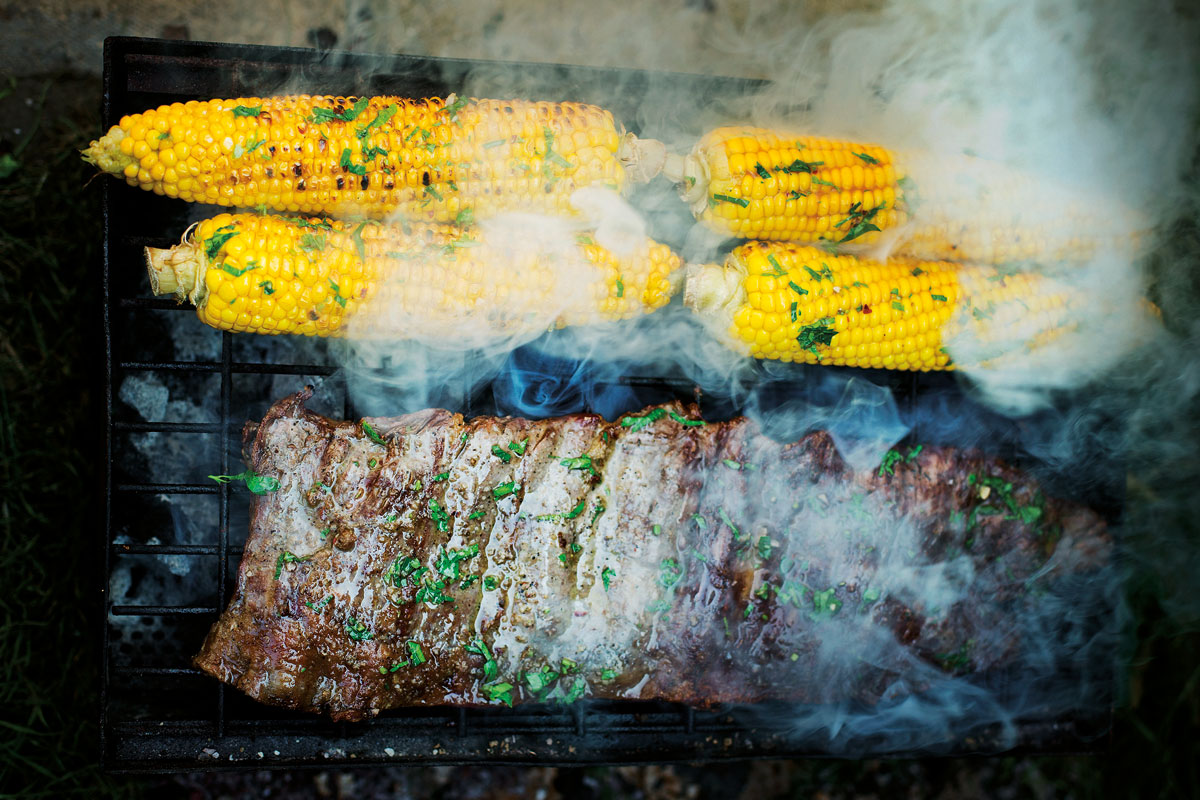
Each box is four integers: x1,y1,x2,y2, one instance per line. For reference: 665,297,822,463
0,72,1197,799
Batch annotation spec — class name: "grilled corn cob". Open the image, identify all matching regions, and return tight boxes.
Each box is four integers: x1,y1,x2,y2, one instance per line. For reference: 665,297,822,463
84,95,661,222
684,241,1071,371
666,127,1142,264
145,213,680,339
665,126,907,245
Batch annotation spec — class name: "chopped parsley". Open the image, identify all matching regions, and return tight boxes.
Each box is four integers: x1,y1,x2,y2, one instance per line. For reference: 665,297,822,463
658,558,684,589
339,147,367,176
712,193,749,208
508,438,529,456
668,410,706,427
465,639,499,681
218,260,258,278
535,497,587,522
231,105,262,117
835,201,886,243
490,445,512,463
853,151,880,164
298,232,326,253
560,454,597,474
273,551,307,579
620,407,667,432
344,616,374,641
328,279,348,308
483,575,499,591
776,157,823,174
616,277,625,298
203,224,239,260
931,294,948,302
468,510,487,520
428,499,450,532
355,103,398,138
431,471,450,482
305,595,333,611
361,420,387,447
722,459,742,471
795,319,838,359
208,469,280,494
434,543,480,581
310,96,369,124
492,481,521,500
258,279,274,295
444,95,468,122
756,535,773,560
601,566,616,590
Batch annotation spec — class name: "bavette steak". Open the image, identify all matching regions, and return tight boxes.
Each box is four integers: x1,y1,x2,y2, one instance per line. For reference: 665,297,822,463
195,388,1110,721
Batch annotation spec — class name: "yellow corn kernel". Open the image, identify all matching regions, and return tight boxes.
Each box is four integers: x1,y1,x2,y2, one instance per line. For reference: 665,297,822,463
144,214,681,340
684,240,1072,372
83,95,633,223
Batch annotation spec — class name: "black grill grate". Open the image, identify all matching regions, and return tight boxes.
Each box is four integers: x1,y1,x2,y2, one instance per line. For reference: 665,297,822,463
100,36,1114,772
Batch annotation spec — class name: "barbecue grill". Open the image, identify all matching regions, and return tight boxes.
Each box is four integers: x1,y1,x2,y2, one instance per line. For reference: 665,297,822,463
101,36,1118,771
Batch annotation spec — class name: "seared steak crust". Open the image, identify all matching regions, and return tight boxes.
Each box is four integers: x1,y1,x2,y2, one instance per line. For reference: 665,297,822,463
195,389,1110,720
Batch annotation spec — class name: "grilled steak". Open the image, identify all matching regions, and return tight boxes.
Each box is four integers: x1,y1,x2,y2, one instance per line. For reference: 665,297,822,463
195,388,1110,721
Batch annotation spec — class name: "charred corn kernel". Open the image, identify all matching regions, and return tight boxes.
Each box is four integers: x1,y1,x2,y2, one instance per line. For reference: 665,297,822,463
84,95,656,222
667,129,1144,264
144,213,681,339
684,241,1072,372
668,126,905,246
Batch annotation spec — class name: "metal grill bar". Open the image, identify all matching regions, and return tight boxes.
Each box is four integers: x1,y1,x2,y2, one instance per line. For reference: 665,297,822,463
117,361,338,376
113,421,223,433
111,544,227,555
111,605,219,616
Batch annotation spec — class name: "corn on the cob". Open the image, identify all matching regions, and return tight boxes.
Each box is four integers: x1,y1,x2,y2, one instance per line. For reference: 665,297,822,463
145,213,680,339
666,128,1143,264
665,126,907,245
684,241,1071,371
85,95,658,222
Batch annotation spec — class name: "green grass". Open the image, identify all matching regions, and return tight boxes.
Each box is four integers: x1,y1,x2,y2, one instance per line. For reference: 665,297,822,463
0,74,139,798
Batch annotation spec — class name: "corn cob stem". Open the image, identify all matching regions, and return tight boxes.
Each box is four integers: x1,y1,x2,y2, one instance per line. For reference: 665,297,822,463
145,213,681,340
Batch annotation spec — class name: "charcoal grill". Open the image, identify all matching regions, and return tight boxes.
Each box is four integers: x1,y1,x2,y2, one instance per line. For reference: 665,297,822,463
101,36,1118,771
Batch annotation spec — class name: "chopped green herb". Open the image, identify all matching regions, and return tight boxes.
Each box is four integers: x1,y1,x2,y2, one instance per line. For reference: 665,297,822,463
428,499,450,532
691,514,707,530
490,445,512,463
443,95,468,122
424,184,443,201
482,681,514,706
601,566,616,591
796,319,838,359
273,551,307,579
712,193,749,207
298,232,326,253
892,301,905,312
756,535,773,560
492,481,521,500
217,259,259,278
434,543,480,581
652,524,662,536
455,207,475,225
482,138,507,149
717,507,741,539
535,498,587,522
668,410,706,427
361,420,387,447
430,471,450,483
853,151,880,164
788,280,808,296
508,438,529,456
620,407,667,432
232,105,262,117
722,458,742,471
414,576,455,605
344,616,374,641
203,224,239,260
468,510,487,520
320,527,331,538
659,558,684,589
616,277,625,298
560,454,597,474
600,668,617,681
931,294,948,302
590,503,606,527
208,469,280,494
810,588,841,620
406,640,427,666
542,126,573,169
483,575,499,591
777,158,823,174
328,279,348,308
339,147,367,176
411,479,423,492
878,449,904,477
305,595,333,611
356,103,398,138
258,279,274,295
810,176,839,190
763,253,787,277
